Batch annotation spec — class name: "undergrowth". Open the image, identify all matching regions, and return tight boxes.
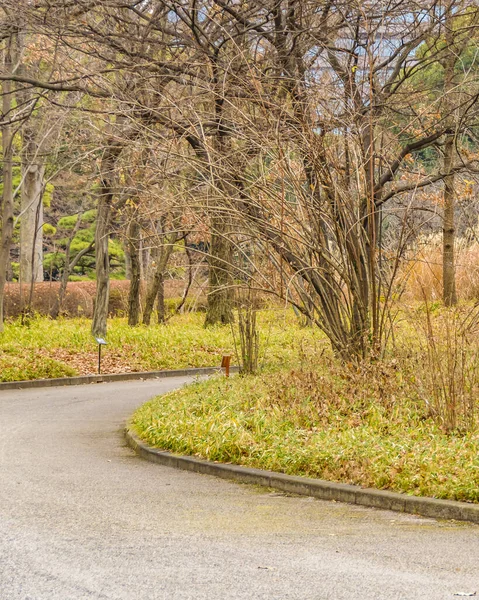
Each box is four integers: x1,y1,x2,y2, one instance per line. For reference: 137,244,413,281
131,357,479,503
0,310,322,381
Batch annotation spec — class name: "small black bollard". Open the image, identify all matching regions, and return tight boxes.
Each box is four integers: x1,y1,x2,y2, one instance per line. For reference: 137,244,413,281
95,337,107,374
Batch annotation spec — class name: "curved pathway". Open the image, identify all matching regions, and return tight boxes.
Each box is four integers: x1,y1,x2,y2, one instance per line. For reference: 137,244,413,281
1,377,478,600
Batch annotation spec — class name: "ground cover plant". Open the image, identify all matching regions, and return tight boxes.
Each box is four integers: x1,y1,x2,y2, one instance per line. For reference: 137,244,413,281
130,304,479,503
131,354,479,503
0,310,321,381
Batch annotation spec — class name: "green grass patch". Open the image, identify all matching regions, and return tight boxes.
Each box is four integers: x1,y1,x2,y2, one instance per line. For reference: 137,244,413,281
0,352,77,381
131,362,479,503
0,311,323,381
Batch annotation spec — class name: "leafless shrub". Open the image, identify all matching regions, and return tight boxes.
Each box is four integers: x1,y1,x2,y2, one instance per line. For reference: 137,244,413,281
232,286,260,376
406,303,479,432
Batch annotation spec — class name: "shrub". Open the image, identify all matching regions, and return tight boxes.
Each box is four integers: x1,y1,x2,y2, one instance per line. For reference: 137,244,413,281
3,280,204,319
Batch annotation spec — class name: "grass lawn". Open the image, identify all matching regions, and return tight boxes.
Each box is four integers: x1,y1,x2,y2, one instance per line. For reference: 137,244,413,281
131,360,479,503
0,311,323,381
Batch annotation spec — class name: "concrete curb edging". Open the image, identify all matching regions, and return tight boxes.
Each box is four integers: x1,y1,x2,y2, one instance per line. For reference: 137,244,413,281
125,428,479,524
0,366,238,391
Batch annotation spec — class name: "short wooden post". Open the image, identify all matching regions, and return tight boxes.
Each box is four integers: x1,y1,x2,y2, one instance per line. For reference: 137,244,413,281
221,355,231,377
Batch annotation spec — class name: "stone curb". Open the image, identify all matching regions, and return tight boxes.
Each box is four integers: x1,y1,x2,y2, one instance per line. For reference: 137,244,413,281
0,366,238,391
125,428,479,525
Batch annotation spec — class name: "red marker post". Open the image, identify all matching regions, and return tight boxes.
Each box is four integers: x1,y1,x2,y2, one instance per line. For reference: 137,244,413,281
221,355,231,378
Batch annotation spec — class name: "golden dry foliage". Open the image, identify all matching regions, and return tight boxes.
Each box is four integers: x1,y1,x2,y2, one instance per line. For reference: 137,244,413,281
402,237,479,302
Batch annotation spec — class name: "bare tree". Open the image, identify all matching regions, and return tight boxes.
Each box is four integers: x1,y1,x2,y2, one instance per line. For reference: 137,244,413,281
0,23,18,331
165,0,479,358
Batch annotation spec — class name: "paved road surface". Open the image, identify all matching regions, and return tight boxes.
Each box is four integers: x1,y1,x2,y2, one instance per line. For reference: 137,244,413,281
1,377,478,600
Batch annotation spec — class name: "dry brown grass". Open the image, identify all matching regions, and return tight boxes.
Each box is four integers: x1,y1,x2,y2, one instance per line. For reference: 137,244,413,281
402,236,479,302
4,279,204,318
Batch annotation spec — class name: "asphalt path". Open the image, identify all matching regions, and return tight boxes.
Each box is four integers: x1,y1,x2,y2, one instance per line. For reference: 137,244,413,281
1,377,479,600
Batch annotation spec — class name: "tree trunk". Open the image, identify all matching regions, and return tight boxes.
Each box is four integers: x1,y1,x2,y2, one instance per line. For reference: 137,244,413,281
443,134,457,306
143,238,175,325
127,218,141,326
91,193,111,337
143,266,161,326
175,244,194,314
91,139,123,337
157,272,165,324
442,8,457,307
20,138,45,285
204,56,235,328
204,215,234,327
0,37,15,331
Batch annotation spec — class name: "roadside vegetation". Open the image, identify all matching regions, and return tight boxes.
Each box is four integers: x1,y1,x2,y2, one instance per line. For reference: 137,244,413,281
0,310,321,381
5,301,479,504
129,301,479,503
131,353,479,503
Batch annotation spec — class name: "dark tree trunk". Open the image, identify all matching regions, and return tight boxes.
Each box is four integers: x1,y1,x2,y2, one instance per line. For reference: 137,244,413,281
127,219,141,326
143,240,175,326
443,134,457,306
0,37,15,332
143,267,161,326
442,10,457,307
91,143,122,338
157,272,165,324
175,245,194,314
204,215,234,326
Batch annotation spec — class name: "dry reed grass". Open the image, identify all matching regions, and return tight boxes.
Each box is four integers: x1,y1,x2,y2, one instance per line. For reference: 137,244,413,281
401,234,479,301
398,304,479,432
